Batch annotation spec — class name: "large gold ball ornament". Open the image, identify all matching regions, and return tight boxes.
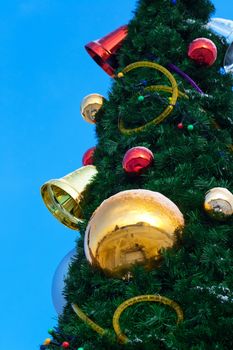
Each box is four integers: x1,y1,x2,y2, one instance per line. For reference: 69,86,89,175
80,93,104,124
204,187,233,221
41,165,98,230
84,189,184,278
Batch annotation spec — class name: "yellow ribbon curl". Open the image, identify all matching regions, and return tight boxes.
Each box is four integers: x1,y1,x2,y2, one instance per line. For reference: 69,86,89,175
72,294,184,344
144,85,188,100
71,303,106,336
117,61,179,134
113,295,184,344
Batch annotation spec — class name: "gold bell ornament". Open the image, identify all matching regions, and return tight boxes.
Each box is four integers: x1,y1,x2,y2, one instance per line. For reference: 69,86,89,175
84,189,184,278
204,187,233,221
41,165,98,230
80,93,104,124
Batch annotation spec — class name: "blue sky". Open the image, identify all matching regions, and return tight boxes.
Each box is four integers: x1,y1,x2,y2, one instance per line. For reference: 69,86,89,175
0,1,232,349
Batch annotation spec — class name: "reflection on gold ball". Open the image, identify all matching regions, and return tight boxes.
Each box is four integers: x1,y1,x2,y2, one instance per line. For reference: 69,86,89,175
80,93,104,124
84,189,184,278
204,187,233,221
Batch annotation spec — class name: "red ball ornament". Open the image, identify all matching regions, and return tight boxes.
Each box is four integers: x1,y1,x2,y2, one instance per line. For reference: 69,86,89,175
188,38,217,66
82,147,96,166
62,341,70,348
177,122,184,129
122,146,154,174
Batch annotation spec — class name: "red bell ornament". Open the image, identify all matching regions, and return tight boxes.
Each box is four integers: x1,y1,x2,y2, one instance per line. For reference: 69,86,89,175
85,25,128,77
188,38,217,66
82,147,96,166
122,146,154,174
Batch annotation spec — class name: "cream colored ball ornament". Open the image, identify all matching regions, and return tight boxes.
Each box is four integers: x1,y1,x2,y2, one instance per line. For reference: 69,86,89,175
84,189,185,278
80,93,104,124
204,187,233,221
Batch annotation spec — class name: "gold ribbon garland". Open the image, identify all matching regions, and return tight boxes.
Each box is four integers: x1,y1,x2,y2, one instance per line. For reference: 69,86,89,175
228,144,233,153
144,85,188,100
113,295,184,344
117,61,179,134
71,303,106,336
72,294,184,344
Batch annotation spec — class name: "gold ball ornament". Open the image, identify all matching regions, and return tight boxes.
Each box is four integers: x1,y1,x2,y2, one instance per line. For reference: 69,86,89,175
80,93,104,124
204,187,233,221
84,189,184,278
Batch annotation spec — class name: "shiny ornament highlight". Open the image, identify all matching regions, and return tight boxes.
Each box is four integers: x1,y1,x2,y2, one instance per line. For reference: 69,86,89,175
41,165,98,230
80,93,104,124
82,147,96,166
85,25,128,77
188,38,217,66
204,187,233,221
84,189,184,278
122,146,154,174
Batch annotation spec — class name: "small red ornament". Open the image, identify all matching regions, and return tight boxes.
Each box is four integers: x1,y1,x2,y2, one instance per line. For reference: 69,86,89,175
177,122,184,129
122,146,154,174
62,341,70,348
188,38,217,66
82,147,96,166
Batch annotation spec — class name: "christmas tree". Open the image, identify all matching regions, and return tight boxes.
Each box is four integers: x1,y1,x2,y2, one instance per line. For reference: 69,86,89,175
40,0,233,349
